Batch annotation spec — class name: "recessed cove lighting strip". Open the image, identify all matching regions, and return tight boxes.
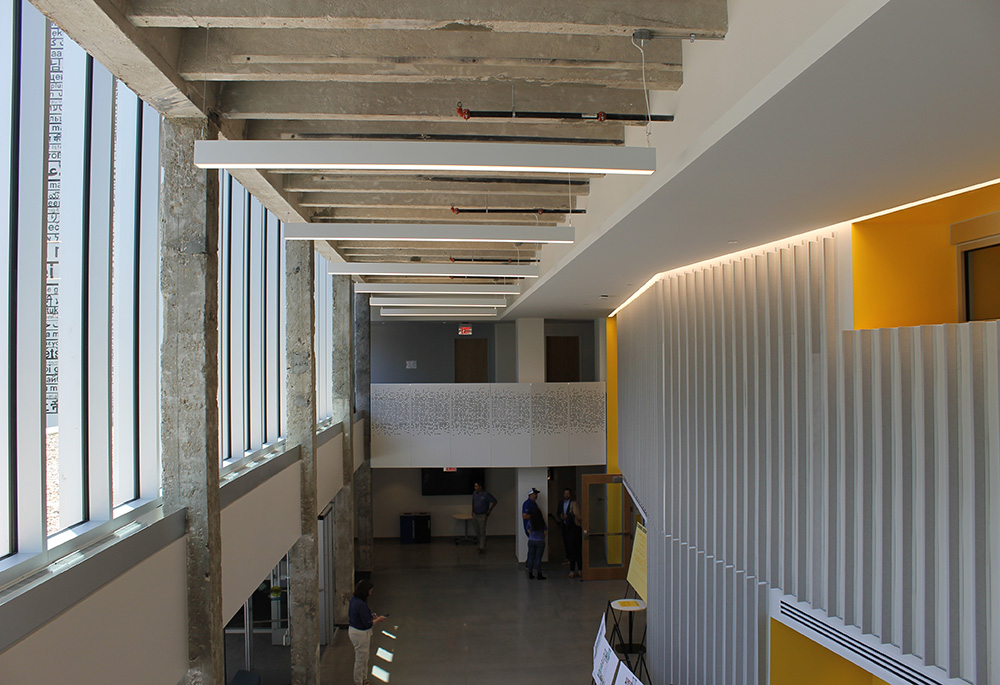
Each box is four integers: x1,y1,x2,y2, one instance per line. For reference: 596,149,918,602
380,307,498,317
328,262,538,278
285,223,574,244
355,282,521,296
369,296,507,308
194,140,655,176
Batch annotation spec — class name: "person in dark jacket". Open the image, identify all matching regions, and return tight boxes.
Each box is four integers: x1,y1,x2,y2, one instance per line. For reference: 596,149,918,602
348,579,386,685
526,505,548,580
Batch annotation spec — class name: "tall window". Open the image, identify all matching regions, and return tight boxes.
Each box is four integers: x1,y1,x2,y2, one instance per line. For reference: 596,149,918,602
1,2,161,571
315,252,336,424
219,173,286,463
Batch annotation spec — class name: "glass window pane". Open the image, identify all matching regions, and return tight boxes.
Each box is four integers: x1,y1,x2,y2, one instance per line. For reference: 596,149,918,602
110,81,139,506
46,27,89,534
0,0,15,557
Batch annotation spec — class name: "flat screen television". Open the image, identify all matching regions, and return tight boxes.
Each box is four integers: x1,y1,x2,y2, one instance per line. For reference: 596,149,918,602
420,468,486,496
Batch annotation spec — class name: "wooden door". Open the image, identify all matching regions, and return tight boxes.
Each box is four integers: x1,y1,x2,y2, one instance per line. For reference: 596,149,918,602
581,474,635,581
454,338,488,383
546,335,580,382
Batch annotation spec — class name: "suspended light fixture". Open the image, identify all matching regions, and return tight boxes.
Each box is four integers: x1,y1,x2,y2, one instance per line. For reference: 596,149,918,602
194,140,655,176
369,296,507,308
285,223,574,244
355,282,521,296
328,262,538,278
380,307,499,317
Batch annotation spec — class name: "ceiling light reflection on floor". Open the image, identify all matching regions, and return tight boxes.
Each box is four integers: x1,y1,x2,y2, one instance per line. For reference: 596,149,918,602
381,630,397,639
376,647,394,663
371,664,391,682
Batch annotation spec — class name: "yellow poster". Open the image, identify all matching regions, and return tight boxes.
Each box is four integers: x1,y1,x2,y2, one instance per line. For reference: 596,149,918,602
626,521,648,601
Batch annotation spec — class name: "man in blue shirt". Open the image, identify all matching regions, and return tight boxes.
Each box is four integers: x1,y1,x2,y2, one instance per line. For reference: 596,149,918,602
471,481,498,554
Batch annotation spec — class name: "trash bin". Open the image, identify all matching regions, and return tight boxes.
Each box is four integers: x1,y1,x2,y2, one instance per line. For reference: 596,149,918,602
399,512,431,544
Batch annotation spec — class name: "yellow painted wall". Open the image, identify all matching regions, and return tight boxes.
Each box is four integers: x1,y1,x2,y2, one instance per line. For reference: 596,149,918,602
770,620,890,685
852,221,959,328
852,183,1000,329
606,316,619,474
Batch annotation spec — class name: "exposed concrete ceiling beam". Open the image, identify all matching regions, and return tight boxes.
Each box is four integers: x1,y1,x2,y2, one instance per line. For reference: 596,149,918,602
295,191,575,209
178,29,681,88
219,81,653,120
282,176,588,196
312,208,563,224
339,241,545,251
29,0,206,116
129,0,728,37
247,119,624,145
188,64,677,91
180,28,682,67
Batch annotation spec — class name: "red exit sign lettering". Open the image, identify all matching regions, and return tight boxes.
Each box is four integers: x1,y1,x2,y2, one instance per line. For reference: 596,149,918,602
458,325,472,336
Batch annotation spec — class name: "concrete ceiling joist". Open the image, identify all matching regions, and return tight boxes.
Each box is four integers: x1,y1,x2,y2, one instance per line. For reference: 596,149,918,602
281,176,588,197
247,120,625,146
294,191,577,210
30,0,207,117
311,207,565,224
218,81,655,121
128,0,728,38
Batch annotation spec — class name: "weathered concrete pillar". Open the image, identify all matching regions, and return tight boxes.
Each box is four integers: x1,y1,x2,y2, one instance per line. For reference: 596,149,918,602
285,241,320,684
353,292,374,577
159,118,224,684
332,275,356,624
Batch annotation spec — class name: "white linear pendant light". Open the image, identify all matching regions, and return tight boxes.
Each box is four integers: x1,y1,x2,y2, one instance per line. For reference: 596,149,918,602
380,307,498,317
285,223,574,244
355,282,521,295
193,140,655,176
369,296,507,308
328,262,538,278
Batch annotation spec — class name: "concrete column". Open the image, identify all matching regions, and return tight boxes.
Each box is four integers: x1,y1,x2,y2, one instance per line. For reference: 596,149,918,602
159,118,223,684
516,467,548,563
516,317,546,382
332,275,355,624
353,292,374,577
285,241,320,684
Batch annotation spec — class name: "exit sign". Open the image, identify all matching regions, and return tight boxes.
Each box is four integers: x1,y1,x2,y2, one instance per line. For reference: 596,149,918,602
443,467,457,472
458,325,472,336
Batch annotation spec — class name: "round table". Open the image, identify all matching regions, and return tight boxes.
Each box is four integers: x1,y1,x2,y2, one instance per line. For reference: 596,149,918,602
609,598,647,657
452,513,476,544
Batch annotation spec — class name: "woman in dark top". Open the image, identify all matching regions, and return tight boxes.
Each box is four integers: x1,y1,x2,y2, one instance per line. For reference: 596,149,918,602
526,506,547,580
348,579,386,685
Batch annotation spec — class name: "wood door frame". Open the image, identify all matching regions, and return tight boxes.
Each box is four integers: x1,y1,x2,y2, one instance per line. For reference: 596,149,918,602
581,474,635,581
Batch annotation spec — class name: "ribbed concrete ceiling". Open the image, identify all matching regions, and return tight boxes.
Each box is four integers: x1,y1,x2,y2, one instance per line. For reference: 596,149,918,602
30,0,728,297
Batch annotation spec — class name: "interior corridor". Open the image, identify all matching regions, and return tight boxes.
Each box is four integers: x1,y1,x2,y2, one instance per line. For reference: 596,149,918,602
318,536,628,684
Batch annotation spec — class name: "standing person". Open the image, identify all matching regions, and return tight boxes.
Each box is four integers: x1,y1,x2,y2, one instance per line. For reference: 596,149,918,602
471,481,497,554
526,505,548,579
521,487,541,537
348,579,386,685
560,488,584,578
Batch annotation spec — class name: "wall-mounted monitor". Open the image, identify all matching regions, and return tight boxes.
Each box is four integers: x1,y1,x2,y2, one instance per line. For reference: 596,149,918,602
420,468,486,496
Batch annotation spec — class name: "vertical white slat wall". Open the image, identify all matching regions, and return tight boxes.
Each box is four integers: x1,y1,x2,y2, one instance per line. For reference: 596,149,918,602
616,231,999,684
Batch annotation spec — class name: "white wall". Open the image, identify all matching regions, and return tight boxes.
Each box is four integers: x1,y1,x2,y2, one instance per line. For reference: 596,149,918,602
516,317,545,382
617,229,1000,684
221,461,302,621
0,540,189,685
371,467,516,539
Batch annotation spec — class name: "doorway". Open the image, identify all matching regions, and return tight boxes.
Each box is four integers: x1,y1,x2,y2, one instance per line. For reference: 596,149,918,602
545,335,580,382
454,337,488,382
581,474,635,581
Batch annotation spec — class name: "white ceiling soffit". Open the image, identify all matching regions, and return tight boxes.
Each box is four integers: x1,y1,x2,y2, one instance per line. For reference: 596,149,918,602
507,0,1000,320
285,223,574,244
328,262,538,278
193,140,655,175
354,282,521,295
369,296,508,308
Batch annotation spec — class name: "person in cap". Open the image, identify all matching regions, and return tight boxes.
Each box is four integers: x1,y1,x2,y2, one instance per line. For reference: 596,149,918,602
471,481,497,554
521,487,541,537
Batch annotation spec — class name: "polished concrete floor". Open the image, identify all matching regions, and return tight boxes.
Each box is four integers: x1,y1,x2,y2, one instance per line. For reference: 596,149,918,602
319,536,632,684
